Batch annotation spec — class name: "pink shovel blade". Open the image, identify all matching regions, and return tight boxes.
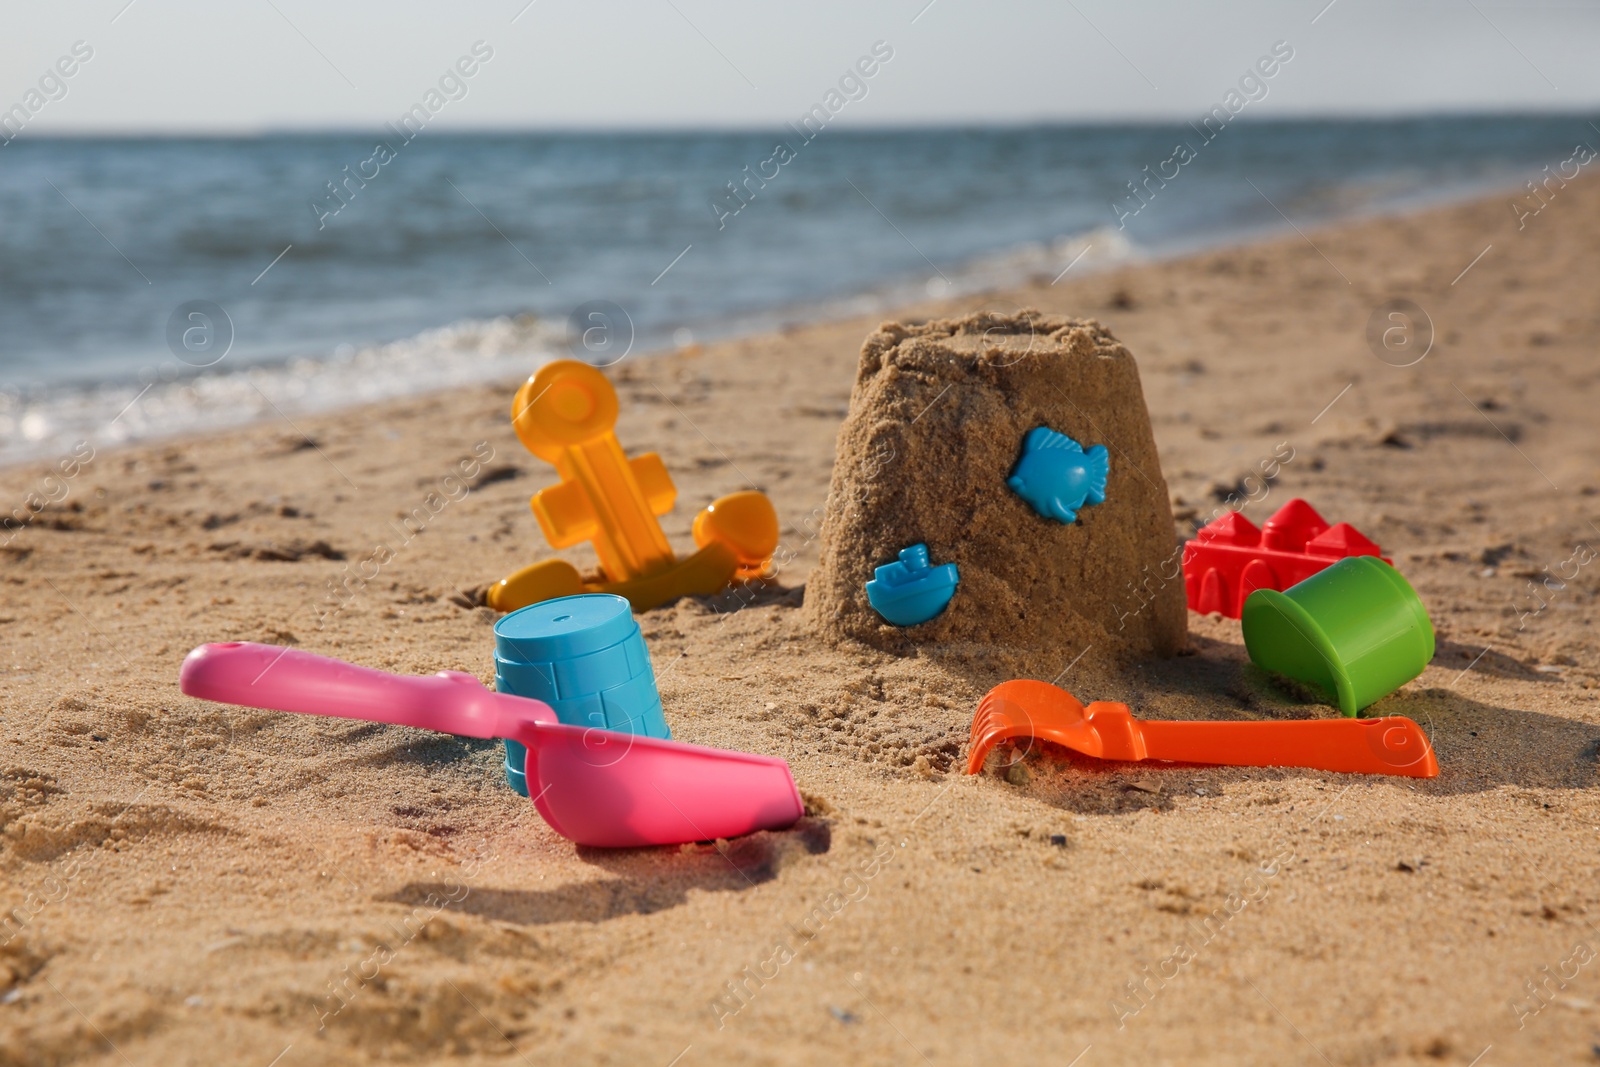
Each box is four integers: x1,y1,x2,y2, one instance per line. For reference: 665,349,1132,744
509,719,805,849
178,642,803,849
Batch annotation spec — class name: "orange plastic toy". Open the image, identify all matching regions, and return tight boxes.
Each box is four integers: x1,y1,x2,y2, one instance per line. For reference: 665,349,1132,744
487,361,778,613
966,679,1438,779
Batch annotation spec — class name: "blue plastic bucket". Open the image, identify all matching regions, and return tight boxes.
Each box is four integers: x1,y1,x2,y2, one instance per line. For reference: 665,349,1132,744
493,593,669,796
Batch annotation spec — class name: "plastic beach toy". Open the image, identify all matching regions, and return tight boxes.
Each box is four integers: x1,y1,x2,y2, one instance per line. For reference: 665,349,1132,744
1183,499,1390,618
865,543,959,626
1242,555,1435,717
966,679,1437,779
1006,426,1108,525
512,359,676,582
693,490,781,581
486,361,778,614
179,642,803,848
495,593,669,797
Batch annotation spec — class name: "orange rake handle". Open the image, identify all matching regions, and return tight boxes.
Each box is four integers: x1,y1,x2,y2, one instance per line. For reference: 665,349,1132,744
1134,717,1437,777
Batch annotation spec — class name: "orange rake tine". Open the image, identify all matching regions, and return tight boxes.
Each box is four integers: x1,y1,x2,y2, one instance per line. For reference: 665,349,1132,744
967,685,1058,773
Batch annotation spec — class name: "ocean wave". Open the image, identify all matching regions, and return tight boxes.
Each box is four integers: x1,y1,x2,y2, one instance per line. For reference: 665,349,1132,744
0,225,1137,470
0,313,566,468
679,225,1139,345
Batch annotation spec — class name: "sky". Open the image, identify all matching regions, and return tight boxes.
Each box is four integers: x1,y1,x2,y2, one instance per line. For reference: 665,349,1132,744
3,0,1598,133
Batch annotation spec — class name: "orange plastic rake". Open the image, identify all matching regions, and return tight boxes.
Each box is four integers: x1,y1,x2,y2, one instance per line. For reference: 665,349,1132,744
966,680,1437,779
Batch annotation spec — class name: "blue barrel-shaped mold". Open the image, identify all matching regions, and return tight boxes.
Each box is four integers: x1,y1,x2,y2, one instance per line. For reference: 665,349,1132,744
493,593,669,796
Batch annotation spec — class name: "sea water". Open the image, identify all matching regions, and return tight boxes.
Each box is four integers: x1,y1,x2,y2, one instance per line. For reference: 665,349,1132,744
0,115,1592,464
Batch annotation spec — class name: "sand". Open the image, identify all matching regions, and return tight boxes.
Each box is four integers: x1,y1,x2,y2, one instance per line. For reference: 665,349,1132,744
806,310,1185,678
2,176,1600,1067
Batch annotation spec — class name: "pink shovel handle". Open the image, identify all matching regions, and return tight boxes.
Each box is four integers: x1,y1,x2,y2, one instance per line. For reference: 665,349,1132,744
179,642,553,739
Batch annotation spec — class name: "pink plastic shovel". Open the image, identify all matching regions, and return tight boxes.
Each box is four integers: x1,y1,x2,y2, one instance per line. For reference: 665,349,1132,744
179,642,804,848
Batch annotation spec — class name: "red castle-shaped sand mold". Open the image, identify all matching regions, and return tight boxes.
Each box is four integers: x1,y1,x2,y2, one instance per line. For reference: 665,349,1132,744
1181,498,1391,619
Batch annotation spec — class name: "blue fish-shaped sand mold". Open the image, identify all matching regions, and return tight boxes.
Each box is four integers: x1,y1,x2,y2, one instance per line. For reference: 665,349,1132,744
1007,426,1109,525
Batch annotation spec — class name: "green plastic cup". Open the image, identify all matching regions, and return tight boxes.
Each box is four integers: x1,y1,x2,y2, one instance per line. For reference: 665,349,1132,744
1241,555,1434,717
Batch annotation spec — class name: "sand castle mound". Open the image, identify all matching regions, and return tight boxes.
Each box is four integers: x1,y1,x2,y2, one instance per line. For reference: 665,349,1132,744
806,309,1185,678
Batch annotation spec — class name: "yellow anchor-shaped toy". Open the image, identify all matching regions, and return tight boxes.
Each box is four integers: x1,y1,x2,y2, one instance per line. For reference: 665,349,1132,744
486,360,779,613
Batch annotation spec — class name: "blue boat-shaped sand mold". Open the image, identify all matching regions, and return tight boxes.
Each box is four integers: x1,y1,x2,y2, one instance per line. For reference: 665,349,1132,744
865,543,959,627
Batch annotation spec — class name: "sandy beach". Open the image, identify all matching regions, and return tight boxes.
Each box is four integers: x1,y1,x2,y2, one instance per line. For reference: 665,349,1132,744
3,176,1599,1067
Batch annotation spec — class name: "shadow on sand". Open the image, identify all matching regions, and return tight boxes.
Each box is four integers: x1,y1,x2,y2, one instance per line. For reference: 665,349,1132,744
380,818,831,926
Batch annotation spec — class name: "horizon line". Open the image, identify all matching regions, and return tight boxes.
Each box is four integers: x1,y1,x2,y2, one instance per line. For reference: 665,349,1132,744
9,105,1600,140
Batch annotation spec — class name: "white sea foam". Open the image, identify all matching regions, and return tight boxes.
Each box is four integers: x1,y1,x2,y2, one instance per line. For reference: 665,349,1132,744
0,313,566,469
